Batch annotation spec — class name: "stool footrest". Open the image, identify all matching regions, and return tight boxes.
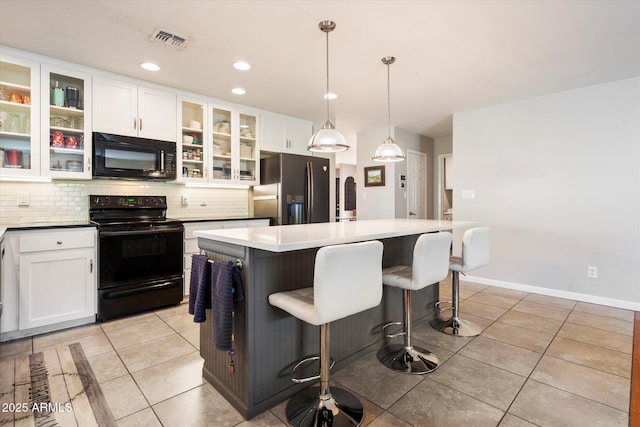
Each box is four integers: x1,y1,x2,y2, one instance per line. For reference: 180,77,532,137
381,321,405,339
290,356,335,384
435,300,453,312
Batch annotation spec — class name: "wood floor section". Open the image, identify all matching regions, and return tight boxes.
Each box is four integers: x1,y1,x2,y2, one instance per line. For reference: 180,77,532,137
631,311,640,426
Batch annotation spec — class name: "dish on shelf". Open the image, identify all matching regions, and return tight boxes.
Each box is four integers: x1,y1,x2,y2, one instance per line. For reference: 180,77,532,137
66,160,83,171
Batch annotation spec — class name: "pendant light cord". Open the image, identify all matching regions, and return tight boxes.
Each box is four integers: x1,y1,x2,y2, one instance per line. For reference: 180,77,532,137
387,62,391,138
326,29,330,121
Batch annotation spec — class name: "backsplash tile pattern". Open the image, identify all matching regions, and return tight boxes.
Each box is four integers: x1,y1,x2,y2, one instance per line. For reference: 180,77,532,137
0,181,249,225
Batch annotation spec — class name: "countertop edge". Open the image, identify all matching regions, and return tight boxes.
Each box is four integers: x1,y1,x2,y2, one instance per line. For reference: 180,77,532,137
195,219,477,253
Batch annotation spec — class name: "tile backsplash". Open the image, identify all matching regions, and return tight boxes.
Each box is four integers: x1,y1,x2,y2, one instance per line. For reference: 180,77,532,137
0,180,250,224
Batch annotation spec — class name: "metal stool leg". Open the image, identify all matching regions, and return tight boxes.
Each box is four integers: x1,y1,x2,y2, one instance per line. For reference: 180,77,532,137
286,323,364,427
377,289,439,374
431,271,482,337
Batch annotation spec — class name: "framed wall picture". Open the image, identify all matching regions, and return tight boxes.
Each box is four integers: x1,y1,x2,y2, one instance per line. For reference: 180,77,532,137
364,165,385,187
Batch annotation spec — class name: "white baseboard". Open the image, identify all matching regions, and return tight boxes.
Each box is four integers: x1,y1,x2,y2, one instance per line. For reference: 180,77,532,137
464,275,640,312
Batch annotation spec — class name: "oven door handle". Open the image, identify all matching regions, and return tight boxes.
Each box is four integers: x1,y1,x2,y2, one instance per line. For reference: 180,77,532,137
102,281,179,299
99,228,182,237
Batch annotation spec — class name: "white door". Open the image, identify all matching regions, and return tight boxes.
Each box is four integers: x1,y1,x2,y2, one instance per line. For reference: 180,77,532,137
93,77,138,136
19,248,95,329
138,86,177,141
407,150,427,219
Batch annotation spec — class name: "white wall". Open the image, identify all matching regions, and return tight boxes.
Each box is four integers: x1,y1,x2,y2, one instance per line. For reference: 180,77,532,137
356,126,434,220
356,127,396,220
453,77,640,309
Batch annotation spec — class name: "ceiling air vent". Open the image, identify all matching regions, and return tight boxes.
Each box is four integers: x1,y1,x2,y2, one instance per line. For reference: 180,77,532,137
150,28,189,49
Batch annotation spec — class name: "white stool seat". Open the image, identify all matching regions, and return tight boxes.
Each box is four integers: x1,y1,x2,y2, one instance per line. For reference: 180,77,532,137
268,287,315,325
377,232,452,374
268,240,384,427
269,240,384,326
381,265,414,289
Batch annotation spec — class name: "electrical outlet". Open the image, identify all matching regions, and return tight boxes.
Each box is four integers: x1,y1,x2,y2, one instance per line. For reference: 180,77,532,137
17,192,29,206
587,266,598,279
461,190,475,199
181,195,188,206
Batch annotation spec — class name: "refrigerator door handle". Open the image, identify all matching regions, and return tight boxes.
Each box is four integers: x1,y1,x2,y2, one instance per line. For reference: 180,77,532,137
306,161,314,223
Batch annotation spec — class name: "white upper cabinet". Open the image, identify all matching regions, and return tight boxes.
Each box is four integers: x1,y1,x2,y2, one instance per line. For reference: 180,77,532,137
210,105,260,185
0,54,40,178
260,113,312,155
93,77,176,141
41,65,92,179
177,96,207,182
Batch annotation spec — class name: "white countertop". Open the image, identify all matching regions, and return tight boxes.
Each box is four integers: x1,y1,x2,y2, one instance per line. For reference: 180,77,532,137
195,218,476,252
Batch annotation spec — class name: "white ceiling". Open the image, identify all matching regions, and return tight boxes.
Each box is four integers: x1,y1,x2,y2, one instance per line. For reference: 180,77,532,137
1,0,639,139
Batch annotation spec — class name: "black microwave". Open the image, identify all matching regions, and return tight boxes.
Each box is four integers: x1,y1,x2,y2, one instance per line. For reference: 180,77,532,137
93,132,177,180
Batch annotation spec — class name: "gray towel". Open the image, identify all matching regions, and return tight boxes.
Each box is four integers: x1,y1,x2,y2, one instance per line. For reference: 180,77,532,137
188,254,211,323
211,260,244,351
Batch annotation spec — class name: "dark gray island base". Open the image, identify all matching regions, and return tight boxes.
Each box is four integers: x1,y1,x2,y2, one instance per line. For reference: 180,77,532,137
197,233,439,419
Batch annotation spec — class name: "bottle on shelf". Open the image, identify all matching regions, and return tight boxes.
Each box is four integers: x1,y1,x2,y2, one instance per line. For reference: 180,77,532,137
52,81,64,107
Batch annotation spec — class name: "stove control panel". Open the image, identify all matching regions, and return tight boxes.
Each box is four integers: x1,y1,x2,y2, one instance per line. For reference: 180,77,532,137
90,195,167,209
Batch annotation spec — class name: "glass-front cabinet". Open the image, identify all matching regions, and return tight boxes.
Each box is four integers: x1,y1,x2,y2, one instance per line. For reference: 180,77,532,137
41,65,92,179
210,105,259,185
178,97,207,182
0,55,40,178
238,112,258,184
211,105,233,182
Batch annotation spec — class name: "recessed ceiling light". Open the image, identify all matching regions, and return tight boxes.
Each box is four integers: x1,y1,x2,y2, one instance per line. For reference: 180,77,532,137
233,61,251,71
324,92,337,100
140,62,160,71
232,87,246,95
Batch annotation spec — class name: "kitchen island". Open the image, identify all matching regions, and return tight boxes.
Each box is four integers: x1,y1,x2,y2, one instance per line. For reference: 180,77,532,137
195,219,475,419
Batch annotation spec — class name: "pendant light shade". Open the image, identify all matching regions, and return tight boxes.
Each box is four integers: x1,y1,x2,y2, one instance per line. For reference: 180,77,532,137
373,56,405,162
308,20,349,153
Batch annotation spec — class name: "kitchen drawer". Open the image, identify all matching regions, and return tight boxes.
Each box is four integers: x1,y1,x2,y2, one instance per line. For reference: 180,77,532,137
19,229,96,253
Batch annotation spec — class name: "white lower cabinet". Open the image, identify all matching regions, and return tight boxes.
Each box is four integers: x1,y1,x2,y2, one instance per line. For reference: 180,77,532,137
183,219,269,295
0,228,96,340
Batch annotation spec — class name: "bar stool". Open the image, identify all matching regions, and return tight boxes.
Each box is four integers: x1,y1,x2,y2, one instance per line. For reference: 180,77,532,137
268,240,383,427
377,232,452,374
431,227,490,337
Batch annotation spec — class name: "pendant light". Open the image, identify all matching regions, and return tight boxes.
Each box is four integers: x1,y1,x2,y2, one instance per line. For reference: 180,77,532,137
373,56,405,162
307,20,349,153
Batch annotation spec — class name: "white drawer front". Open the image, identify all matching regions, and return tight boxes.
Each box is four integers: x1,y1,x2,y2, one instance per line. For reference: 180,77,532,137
20,229,96,253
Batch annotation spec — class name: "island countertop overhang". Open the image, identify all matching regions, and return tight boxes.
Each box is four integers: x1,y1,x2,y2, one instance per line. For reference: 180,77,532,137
195,218,476,252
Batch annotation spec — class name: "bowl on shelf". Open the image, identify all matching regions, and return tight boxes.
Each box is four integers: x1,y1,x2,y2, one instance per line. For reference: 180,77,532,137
66,160,83,172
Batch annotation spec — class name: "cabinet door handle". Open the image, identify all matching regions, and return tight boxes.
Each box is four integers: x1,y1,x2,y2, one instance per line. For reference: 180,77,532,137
90,259,93,273
57,240,63,245
87,158,91,172
134,117,137,130
139,118,143,131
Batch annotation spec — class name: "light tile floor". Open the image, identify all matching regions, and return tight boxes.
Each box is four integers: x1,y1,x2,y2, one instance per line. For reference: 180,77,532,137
0,278,634,426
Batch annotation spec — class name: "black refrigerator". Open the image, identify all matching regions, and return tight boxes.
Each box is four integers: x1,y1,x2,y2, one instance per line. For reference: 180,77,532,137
253,153,330,225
